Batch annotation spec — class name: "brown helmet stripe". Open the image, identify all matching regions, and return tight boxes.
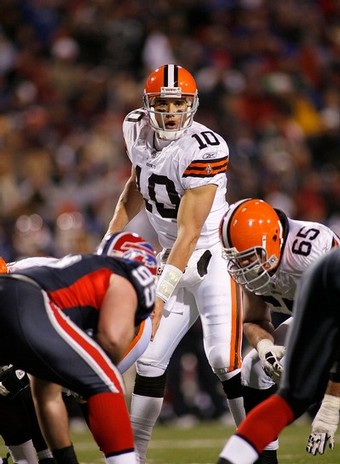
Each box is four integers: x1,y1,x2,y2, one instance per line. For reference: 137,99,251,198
163,64,179,87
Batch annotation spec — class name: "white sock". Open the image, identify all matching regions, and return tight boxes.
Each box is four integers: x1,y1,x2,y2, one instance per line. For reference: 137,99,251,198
105,451,137,463
264,439,279,451
8,440,39,464
219,435,259,464
227,396,246,427
130,394,164,464
37,448,54,460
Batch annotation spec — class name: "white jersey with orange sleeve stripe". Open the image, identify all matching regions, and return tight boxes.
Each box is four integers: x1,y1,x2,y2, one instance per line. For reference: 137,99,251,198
242,212,340,391
253,213,340,316
123,109,229,249
123,107,245,434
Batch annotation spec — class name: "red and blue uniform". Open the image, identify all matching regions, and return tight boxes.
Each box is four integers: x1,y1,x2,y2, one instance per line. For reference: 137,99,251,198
0,254,155,399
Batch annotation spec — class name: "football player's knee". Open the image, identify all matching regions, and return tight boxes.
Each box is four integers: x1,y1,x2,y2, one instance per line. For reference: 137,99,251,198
133,371,167,398
136,361,166,378
207,346,231,377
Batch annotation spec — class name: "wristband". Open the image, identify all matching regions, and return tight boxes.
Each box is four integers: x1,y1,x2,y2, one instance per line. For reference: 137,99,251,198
156,264,182,302
257,339,274,355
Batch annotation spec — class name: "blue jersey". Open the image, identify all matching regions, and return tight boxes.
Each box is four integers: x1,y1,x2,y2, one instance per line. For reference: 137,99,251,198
15,254,155,326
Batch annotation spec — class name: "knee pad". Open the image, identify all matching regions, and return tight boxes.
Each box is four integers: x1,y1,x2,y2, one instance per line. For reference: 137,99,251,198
133,371,167,398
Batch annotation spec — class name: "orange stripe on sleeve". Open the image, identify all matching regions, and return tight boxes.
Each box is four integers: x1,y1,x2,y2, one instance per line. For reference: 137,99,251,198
183,156,228,177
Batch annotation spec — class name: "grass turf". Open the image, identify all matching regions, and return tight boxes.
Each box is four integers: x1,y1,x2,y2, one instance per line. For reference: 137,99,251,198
1,420,338,464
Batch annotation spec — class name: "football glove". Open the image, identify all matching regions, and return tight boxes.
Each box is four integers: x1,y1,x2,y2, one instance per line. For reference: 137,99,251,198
257,339,285,384
306,394,340,455
0,364,30,400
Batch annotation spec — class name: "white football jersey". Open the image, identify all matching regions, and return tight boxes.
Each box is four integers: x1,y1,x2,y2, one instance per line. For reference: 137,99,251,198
123,109,229,249
7,256,60,272
255,213,339,315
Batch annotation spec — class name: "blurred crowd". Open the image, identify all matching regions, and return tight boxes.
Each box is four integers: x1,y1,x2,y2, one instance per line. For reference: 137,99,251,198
0,0,339,261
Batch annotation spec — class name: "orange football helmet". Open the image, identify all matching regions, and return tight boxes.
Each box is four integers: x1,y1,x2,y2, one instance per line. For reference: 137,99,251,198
143,64,199,140
0,257,7,273
219,198,283,291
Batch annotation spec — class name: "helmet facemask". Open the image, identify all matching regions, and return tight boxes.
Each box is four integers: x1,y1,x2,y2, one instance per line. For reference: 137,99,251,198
144,92,198,141
222,246,279,292
143,64,199,141
219,198,284,292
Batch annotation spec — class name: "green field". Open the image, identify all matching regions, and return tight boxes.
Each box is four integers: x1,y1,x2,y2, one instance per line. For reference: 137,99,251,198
2,420,339,464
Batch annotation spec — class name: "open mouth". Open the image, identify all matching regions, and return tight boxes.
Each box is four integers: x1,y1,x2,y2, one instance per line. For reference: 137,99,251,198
165,121,177,129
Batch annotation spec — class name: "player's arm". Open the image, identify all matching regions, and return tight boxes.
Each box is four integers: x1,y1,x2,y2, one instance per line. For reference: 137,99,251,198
153,184,217,337
168,184,217,270
96,273,137,365
106,166,144,235
306,380,340,455
243,290,285,382
243,289,275,347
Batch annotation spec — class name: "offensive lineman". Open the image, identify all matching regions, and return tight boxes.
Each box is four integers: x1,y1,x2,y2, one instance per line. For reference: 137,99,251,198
219,198,340,463
106,64,245,463
216,247,340,464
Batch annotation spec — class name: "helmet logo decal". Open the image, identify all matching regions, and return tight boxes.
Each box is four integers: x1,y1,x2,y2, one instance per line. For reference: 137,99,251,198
118,240,156,268
97,232,157,275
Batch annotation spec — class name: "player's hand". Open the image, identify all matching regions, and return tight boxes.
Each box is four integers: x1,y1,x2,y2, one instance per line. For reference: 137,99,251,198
306,393,339,455
306,432,334,455
0,365,30,399
257,339,285,384
150,298,164,341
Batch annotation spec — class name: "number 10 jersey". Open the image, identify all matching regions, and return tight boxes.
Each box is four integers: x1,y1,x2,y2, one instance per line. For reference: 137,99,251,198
123,108,230,249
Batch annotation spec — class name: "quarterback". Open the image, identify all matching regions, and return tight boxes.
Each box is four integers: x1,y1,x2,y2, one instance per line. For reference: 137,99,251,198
219,198,340,463
106,64,245,463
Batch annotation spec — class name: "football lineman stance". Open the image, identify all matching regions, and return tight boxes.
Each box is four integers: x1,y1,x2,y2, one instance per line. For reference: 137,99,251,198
0,232,156,464
106,64,245,463
216,247,340,464
219,198,340,463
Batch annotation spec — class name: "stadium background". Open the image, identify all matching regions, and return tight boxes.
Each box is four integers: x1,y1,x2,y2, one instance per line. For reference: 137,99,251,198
0,0,339,453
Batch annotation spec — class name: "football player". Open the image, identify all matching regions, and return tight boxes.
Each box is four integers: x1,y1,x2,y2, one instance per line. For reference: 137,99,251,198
106,64,245,463
216,247,340,464
0,364,54,464
219,198,340,463
0,232,157,464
